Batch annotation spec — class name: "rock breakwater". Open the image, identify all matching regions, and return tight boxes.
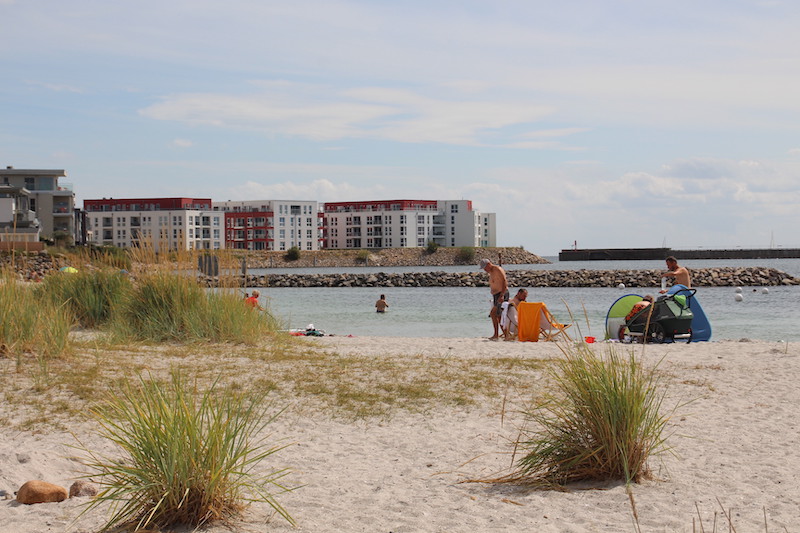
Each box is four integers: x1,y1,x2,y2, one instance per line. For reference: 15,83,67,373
240,246,548,268
203,267,800,289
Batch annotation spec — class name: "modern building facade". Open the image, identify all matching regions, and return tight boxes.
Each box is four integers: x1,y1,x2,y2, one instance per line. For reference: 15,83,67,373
321,199,496,249
0,167,75,243
212,200,321,251
0,185,40,246
83,197,223,252
82,197,322,252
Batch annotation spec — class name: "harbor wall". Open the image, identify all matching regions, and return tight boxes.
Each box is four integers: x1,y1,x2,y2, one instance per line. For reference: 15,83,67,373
559,247,800,261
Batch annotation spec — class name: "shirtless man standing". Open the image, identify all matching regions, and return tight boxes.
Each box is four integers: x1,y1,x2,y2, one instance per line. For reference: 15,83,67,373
661,256,691,292
479,258,508,341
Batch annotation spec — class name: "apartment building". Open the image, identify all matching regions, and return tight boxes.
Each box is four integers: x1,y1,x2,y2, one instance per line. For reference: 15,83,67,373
83,197,224,252
322,199,496,249
0,167,75,243
0,185,40,246
212,200,321,251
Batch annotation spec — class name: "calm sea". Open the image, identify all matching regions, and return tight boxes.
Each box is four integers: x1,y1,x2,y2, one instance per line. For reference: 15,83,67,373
247,258,800,342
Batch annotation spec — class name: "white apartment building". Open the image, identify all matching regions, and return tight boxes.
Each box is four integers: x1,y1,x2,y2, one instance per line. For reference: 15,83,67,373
212,200,321,251
322,199,496,249
0,167,75,243
83,198,224,252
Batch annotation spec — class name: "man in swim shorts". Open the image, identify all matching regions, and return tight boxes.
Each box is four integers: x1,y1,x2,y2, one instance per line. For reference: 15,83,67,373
661,256,691,293
479,258,508,341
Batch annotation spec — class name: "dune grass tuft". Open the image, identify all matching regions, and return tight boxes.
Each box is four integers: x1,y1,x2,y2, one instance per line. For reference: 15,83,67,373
79,371,294,531
0,271,72,357
108,271,279,343
35,268,132,328
510,343,672,486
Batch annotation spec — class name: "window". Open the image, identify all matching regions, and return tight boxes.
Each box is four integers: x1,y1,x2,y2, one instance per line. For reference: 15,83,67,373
450,204,459,213
417,238,425,247
400,215,406,224
279,217,286,226
417,215,425,225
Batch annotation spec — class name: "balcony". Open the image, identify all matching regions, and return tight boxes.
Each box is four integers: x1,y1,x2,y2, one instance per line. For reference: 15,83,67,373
13,210,38,228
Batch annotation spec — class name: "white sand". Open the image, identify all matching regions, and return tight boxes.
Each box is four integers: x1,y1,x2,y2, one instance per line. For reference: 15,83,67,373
1,337,798,532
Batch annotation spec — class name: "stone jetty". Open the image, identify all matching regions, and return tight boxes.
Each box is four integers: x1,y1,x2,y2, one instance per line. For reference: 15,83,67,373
203,267,800,289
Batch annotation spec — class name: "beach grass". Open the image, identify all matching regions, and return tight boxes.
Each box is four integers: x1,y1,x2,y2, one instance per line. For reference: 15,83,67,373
508,342,672,486
107,270,279,344
35,268,132,328
78,370,294,531
0,271,72,358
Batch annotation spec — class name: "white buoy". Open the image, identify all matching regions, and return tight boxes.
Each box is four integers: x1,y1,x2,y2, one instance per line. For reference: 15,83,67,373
618,283,625,289
762,287,769,294
735,287,743,293
734,294,744,302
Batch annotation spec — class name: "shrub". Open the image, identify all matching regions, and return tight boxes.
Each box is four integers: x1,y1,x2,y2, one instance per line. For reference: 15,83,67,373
512,345,671,486
80,371,294,530
455,246,476,264
36,269,132,328
0,272,71,357
109,272,279,343
355,250,370,264
426,240,439,254
284,246,301,261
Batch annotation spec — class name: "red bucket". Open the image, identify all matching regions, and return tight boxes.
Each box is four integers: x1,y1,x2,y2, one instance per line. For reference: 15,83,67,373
584,336,596,344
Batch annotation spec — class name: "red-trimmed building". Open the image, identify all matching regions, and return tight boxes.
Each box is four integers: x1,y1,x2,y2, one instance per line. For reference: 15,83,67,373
322,199,495,249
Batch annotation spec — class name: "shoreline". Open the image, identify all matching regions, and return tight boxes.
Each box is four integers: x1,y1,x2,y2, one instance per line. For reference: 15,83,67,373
1,336,798,531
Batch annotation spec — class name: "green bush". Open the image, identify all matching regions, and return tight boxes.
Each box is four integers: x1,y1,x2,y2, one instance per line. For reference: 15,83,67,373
0,273,71,357
36,269,132,328
513,345,671,486
109,272,279,343
426,240,439,254
284,246,301,261
455,246,476,264
80,371,294,530
355,250,370,264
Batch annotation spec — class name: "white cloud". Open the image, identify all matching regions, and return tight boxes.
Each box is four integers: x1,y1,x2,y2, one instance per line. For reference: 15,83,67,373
140,84,560,148
172,138,193,148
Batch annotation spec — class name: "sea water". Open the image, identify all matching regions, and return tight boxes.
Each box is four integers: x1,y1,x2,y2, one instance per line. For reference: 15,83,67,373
250,258,800,342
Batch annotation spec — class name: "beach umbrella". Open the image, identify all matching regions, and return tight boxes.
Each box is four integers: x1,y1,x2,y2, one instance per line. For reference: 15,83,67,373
60,266,78,273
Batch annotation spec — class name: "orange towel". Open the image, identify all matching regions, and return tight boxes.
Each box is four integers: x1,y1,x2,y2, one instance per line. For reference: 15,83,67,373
517,302,544,342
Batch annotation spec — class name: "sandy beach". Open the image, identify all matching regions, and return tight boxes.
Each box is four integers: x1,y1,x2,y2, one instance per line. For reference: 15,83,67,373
1,336,798,532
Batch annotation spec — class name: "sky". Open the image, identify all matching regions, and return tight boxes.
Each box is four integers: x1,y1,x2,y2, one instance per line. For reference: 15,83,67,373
2,0,800,255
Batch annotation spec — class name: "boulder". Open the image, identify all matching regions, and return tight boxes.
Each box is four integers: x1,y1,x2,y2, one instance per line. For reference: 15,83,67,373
69,480,99,498
16,480,68,504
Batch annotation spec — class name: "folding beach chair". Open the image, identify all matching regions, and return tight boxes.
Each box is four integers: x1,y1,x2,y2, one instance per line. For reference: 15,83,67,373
517,302,572,342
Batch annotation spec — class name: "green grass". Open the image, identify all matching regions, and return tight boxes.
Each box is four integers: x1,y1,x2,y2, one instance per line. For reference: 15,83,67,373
78,371,294,531
107,271,280,343
510,343,672,486
0,271,72,357
35,268,132,328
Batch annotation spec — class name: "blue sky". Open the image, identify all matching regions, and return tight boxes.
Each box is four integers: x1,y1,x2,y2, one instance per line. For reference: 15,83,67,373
3,0,799,255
